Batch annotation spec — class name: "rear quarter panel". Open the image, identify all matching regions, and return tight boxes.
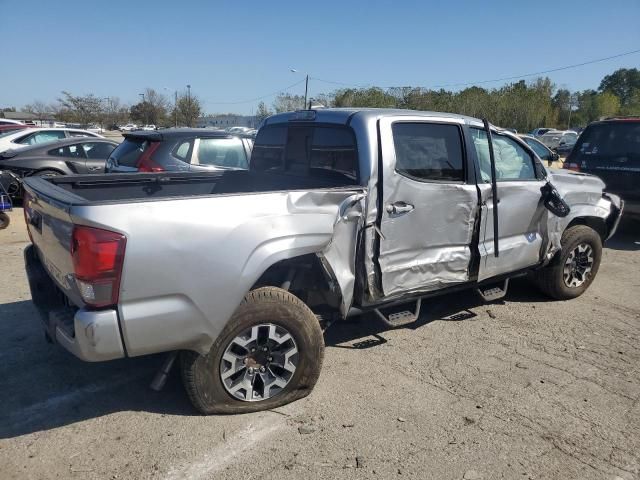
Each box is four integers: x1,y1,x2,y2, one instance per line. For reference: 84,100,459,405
74,188,363,356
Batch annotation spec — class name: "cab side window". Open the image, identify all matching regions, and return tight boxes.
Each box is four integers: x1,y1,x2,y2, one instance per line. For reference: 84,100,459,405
472,130,536,182
392,123,464,182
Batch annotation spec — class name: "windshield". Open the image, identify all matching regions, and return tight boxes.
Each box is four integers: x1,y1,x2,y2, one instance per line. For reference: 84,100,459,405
571,122,640,161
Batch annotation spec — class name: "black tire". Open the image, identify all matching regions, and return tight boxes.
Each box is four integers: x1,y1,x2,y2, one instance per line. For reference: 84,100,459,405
0,212,9,230
532,225,602,300
180,287,324,414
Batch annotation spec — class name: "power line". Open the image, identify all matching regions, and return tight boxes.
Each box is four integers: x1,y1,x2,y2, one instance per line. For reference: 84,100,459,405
203,78,306,105
311,48,640,90
199,48,639,107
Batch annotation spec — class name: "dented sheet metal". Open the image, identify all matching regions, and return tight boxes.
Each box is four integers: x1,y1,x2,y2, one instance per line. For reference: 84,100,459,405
376,115,477,298
319,193,367,317
378,180,478,296
92,187,363,356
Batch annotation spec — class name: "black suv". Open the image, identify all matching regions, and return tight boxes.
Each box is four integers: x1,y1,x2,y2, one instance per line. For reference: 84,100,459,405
565,117,640,219
105,128,253,173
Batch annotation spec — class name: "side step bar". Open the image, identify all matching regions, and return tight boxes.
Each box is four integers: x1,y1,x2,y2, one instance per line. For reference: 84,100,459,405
374,299,422,327
476,279,509,302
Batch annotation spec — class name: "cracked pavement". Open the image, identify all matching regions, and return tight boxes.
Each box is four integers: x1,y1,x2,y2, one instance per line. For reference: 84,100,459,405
1,207,639,480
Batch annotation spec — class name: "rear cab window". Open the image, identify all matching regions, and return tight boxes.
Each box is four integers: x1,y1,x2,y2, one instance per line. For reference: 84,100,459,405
570,121,640,164
252,124,358,181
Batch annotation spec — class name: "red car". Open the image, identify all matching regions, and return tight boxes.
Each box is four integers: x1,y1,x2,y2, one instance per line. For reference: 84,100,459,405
0,124,32,135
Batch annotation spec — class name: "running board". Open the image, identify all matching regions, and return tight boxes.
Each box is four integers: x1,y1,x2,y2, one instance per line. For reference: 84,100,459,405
374,299,422,327
476,279,509,302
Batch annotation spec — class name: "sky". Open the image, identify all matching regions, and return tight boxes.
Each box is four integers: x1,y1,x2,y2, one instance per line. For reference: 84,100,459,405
1,0,639,115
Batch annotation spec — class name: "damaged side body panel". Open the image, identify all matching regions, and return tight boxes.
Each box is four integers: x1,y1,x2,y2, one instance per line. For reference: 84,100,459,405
81,188,365,356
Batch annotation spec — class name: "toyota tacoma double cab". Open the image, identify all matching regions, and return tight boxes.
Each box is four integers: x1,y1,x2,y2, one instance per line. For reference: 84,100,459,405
22,108,623,414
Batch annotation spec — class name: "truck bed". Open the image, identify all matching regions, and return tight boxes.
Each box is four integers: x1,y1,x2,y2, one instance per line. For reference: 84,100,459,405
26,170,358,205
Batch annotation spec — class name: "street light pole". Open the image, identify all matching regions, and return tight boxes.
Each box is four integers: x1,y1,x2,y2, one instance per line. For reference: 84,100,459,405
102,97,110,130
187,84,192,127
164,87,178,127
290,69,310,109
139,93,146,126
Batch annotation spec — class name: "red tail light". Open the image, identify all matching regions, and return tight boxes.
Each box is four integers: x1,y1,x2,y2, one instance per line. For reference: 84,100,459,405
563,162,581,172
71,225,126,308
136,142,163,172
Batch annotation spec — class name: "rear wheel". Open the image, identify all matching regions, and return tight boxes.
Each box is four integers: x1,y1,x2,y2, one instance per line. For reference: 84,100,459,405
532,225,602,300
0,212,9,230
180,287,324,414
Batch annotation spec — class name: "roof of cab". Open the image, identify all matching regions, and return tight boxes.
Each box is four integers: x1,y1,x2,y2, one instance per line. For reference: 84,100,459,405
123,128,238,141
263,108,485,127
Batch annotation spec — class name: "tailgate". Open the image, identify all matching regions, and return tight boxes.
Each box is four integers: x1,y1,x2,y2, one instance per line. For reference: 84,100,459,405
23,178,87,307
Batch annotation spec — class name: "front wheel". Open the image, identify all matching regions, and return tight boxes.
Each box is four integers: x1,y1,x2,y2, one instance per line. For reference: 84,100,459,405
180,287,324,414
532,225,602,300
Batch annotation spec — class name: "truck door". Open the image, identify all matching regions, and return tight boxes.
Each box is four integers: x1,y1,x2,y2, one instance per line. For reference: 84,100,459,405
375,117,479,298
470,128,547,281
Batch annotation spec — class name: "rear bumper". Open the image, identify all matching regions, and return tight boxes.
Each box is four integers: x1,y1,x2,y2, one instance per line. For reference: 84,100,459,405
24,245,125,362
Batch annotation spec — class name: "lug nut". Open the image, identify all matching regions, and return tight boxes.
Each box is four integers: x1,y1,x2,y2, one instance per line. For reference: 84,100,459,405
267,356,273,362
260,366,266,373
262,347,268,352
251,348,256,353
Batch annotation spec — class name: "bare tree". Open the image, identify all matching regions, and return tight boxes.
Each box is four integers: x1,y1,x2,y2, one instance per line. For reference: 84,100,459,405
23,100,53,125
273,93,305,113
56,91,103,126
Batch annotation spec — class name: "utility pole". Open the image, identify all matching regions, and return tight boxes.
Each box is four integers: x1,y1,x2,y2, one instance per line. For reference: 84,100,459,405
567,95,573,130
174,90,178,127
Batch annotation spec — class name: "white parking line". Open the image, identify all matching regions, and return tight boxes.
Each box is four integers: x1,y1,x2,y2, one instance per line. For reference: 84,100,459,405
1,373,146,434
164,415,286,480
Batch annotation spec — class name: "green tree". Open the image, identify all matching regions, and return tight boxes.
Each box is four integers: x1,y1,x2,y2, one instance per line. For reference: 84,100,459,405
599,68,640,106
594,91,621,119
175,92,202,127
130,88,169,126
255,101,272,123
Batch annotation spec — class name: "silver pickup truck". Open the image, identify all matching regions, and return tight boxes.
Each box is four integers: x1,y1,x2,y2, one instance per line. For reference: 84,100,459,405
23,108,623,414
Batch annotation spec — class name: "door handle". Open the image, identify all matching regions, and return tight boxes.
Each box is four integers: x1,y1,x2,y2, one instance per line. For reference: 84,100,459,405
386,202,414,215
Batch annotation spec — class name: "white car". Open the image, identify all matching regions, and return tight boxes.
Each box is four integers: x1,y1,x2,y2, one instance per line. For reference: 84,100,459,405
0,128,104,154
141,124,156,131
0,119,26,126
120,124,138,132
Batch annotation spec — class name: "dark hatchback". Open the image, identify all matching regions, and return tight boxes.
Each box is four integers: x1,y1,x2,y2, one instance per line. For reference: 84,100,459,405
565,117,640,218
105,128,253,173
0,137,118,178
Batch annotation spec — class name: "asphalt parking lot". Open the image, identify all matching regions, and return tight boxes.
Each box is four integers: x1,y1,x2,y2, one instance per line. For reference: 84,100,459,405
1,208,639,480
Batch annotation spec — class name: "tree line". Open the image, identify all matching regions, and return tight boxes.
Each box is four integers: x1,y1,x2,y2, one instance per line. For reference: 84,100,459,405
17,88,203,128
258,68,640,132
